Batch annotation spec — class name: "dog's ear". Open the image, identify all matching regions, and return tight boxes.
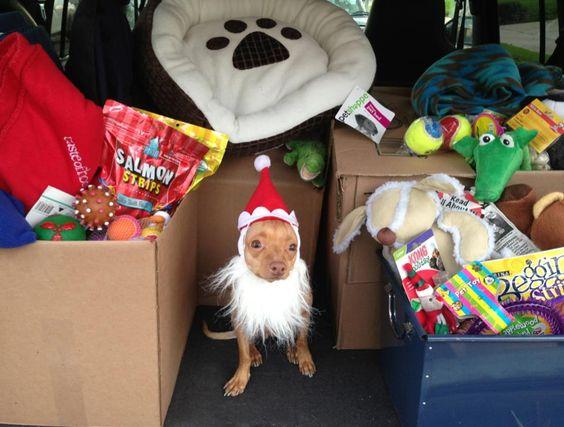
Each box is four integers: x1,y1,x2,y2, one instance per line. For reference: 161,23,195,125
333,206,367,254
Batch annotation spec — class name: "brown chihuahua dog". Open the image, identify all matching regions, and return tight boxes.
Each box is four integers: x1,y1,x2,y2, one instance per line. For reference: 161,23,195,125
206,155,315,397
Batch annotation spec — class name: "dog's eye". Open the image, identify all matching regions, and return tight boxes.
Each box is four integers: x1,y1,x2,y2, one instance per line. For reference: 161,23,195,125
289,243,297,252
250,240,262,249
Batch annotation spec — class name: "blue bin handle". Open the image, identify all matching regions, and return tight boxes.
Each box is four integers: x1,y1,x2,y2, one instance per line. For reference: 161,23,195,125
385,283,408,340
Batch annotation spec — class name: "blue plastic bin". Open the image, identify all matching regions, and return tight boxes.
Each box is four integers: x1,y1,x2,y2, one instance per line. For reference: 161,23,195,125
379,258,564,427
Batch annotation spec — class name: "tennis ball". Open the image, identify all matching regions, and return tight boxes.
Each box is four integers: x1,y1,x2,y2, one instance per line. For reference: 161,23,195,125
472,112,504,137
439,115,472,150
404,117,443,156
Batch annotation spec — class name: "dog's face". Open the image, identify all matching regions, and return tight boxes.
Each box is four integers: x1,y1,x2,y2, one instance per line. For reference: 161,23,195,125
244,220,298,281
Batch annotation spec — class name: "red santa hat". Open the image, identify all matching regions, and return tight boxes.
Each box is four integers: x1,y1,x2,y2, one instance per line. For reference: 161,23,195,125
237,155,299,256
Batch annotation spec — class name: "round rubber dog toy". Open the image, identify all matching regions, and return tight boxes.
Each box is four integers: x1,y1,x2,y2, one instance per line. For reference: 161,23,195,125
107,215,141,241
439,115,471,150
74,184,117,231
472,111,504,137
34,215,86,241
404,117,443,156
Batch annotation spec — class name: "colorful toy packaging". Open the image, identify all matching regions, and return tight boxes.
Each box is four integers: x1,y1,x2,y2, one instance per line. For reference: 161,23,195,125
466,300,562,335
436,262,514,334
506,99,564,154
101,101,209,218
393,229,456,334
482,247,564,303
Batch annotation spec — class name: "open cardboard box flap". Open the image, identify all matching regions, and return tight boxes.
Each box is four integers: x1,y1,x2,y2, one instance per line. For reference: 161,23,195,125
333,124,476,179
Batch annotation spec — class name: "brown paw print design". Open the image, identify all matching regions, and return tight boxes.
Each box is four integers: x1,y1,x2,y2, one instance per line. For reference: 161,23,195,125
206,18,302,70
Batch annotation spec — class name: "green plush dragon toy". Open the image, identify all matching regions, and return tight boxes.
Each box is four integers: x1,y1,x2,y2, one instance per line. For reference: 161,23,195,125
283,140,327,188
453,128,538,203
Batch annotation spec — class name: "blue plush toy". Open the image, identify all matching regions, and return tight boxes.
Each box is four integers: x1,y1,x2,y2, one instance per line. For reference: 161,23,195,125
0,190,36,248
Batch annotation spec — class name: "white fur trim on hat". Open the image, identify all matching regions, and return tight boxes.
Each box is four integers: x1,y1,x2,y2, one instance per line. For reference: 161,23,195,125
238,207,298,230
254,155,271,172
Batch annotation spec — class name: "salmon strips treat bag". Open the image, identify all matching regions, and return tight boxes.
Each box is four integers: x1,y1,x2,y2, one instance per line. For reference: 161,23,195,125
101,101,209,217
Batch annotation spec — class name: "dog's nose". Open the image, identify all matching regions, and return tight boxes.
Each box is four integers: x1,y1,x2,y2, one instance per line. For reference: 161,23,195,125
269,262,286,276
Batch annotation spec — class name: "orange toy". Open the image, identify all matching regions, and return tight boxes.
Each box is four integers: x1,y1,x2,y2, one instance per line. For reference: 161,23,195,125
106,215,141,241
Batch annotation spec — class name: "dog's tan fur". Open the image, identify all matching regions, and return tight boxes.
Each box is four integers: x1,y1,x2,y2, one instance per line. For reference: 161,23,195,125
205,220,315,397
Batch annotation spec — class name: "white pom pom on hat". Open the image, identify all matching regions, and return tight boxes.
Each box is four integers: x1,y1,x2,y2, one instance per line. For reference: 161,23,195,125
254,155,271,172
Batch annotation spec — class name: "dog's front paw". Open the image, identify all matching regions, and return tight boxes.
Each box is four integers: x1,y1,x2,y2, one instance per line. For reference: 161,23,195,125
298,353,316,378
224,368,250,397
287,347,316,377
250,344,263,368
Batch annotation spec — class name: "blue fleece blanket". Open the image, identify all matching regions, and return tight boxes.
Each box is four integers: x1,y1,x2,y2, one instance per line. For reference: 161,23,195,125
412,44,562,117
0,190,36,248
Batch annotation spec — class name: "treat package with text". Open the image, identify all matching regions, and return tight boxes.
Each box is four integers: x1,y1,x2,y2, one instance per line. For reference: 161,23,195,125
482,247,564,303
135,109,228,191
335,86,395,149
101,101,209,218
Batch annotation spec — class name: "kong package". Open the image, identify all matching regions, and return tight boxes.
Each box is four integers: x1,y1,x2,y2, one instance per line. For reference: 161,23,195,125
101,101,209,218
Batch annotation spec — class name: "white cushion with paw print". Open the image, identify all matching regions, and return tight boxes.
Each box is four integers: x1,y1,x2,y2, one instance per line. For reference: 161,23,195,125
151,0,376,143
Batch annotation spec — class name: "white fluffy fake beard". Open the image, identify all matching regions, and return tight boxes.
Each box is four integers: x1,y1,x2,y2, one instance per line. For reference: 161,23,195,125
208,256,311,345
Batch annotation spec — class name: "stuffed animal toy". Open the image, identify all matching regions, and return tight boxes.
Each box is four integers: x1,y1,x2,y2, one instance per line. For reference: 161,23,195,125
333,174,494,275
283,140,327,188
497,184,537,235
530,192,564,250
452,128,538,203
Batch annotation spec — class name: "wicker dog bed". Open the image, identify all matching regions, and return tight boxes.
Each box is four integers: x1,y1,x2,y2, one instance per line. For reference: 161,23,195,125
135,0,375,155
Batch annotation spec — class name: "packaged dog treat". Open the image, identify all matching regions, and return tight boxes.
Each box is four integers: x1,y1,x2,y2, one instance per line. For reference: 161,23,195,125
482,247,564,302
101,101,209,217
135,109,228,191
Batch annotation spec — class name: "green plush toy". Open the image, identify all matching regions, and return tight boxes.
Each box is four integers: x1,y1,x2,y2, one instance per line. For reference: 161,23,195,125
283,140,327,188
453,128,538,203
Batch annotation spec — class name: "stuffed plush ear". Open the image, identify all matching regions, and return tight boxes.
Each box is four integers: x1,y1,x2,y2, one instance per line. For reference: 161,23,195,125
510,128,538,148
414,174,465,195
436,210,494,266
532,192,564,219
333,206,367,254
452,135,477,162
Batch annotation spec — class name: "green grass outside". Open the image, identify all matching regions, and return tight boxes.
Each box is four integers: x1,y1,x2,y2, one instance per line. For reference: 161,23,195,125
501,42,540,62
498,0,558,24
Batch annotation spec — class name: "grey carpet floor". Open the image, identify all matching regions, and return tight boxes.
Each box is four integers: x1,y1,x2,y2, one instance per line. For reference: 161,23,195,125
163,306,399,426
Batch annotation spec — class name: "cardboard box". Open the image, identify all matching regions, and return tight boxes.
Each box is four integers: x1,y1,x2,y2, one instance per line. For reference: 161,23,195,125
197,148,325,305
327,87,564,350
0,197,198,426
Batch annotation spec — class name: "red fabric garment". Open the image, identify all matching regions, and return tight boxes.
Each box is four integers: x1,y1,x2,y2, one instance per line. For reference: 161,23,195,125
0,33,103,211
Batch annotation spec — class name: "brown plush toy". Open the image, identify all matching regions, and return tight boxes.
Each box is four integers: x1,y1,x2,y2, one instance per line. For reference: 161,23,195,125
496,184,537,235
530,192,564,250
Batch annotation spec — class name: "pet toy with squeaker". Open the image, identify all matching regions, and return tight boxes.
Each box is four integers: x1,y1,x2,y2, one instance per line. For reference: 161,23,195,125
74,184,117,230
436,262,514,334
453,128,538,202
403,263,450,335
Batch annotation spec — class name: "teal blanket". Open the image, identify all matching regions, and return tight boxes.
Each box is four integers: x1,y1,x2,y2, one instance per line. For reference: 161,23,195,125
412,44,562,117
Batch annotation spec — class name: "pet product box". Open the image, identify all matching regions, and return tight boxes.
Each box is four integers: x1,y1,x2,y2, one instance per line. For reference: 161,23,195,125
379,257,564,427
197,148,325,305
326,87,564,349
0,197,198,427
